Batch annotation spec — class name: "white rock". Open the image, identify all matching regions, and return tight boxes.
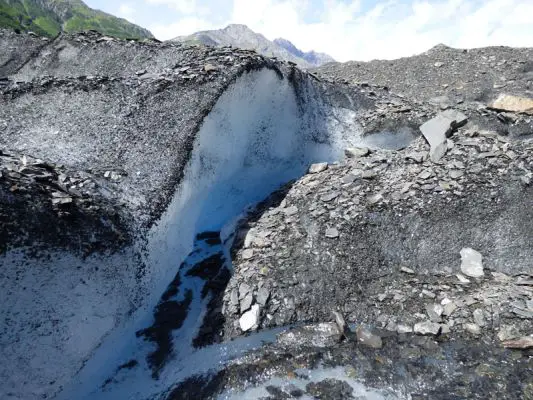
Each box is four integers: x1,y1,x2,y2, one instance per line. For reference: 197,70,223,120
397,324,414,334
308,162,328,174
356,325,383,349
244,228,257,248
400,266,415,274
464,323,481,336
239,304,260,332
443,301,457,317
473,309,486,327
242,249,254,260
345,147,370,158
283,205,299,216
414,321,441,335
325,228,339,238
460,248,484,278
456,273,471,284
426,303,444,322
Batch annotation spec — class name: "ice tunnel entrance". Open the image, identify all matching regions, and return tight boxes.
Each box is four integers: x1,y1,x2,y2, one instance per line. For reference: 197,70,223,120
60,68,364,399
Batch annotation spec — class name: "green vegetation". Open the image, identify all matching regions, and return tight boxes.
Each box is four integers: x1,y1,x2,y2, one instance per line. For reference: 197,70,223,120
0,0,153,39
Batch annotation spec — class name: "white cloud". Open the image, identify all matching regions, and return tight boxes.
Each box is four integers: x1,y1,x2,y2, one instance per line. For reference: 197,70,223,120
118,3,136,22
146,0,533,62
145,0,199,14
150,16,217,39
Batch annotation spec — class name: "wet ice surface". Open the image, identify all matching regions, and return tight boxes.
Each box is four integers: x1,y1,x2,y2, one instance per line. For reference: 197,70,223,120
60,232,286,400
360,127,417,150
219,367,400,400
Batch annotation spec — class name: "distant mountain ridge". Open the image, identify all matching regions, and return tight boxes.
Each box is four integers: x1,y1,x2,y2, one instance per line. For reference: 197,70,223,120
172,24,335,68
273,37,335,67
0,0,153,39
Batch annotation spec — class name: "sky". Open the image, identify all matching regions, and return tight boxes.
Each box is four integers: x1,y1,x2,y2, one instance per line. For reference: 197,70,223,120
84,0,533,62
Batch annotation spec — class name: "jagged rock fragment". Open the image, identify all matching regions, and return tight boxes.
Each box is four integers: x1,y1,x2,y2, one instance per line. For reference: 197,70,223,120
397,324,413,334
204,64,218,72
277,323,342,347
489,94,533,115
308,162,328,174
239,304,260,332
414,321,441,335
325,227,339,238
426,304,444,322
460,248,484,278
332,311,347,334
256,287,270,306
345,147,370,158
464,323,481,335
356,325,383,348
420,110,467,162
241,249,254,260
306,379,354,399
502,336,533,349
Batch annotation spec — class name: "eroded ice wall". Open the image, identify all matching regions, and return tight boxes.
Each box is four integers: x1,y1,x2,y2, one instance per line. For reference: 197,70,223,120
60,68,363,400
144,68,361,309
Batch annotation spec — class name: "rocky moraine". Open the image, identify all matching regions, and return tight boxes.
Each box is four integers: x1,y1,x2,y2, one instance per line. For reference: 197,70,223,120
0,29,532,400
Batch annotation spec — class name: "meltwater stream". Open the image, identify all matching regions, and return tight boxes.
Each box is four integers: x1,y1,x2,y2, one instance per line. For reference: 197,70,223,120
56,68,388,399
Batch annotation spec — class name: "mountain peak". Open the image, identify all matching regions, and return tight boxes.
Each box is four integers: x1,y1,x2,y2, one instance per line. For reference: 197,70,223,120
224,24,253,31
173,25,335,68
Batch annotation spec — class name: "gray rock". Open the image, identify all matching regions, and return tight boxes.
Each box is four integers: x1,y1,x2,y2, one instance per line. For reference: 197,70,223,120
456,273,471,284
440,109,468,127
420,110,468,162
241,248,254,260
418,169,434,180
414,321,441,335
204,64,218,72
460,248,484,278
230,289,239,307
283,205,298,216
502,336,533,349
367,193,383,204
306,379,353,399
277,323,342,348
321,191,340,202
361,170,377,179
309,163,328,174
473,309,486,327
449,169,464,179
397,324,413,334
356,325,383,348
240,293,253,312
426,303,444,322
256,287,270,306
400,266,415,274
405,151,426,163
497,325,520,341
464,323,481,335
442,301,457,317
345,147,370,158
239,282,251,298
332,311,347,334
341,174,357,184
325,228,339,238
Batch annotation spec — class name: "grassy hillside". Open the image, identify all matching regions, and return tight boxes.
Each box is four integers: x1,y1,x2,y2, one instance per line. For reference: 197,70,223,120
0,0,153,39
